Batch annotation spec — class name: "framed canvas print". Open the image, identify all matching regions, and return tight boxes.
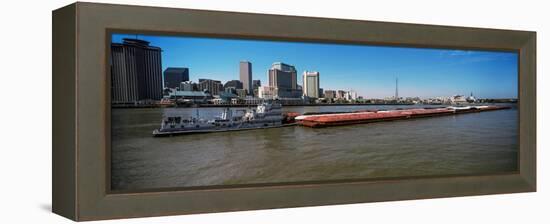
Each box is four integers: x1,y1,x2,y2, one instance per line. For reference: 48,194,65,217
52,2,536,221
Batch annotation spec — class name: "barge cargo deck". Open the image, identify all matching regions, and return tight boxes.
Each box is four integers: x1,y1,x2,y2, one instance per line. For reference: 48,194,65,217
295,105,510,128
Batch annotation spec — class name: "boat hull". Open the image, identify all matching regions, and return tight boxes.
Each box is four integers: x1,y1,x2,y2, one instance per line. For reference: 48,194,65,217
153,123,296,137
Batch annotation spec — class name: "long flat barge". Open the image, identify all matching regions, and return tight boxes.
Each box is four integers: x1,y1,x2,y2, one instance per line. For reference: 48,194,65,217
295,105,510,128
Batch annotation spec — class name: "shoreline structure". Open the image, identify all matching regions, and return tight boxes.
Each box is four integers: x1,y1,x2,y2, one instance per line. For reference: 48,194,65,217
113,100,517,109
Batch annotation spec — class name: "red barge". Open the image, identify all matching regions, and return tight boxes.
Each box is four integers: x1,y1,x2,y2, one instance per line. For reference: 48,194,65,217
294,105,510,128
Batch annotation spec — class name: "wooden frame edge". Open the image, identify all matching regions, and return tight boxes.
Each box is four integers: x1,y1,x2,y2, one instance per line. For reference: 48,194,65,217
52,2,78,221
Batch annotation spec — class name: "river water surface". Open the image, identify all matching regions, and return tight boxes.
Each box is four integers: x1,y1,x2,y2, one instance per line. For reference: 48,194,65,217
111,104,518,191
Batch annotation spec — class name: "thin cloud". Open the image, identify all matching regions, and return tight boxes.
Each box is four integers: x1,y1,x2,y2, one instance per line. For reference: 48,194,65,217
439,49,515,65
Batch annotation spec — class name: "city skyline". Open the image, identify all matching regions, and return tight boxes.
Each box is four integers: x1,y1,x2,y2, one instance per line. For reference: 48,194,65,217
112,33,518,99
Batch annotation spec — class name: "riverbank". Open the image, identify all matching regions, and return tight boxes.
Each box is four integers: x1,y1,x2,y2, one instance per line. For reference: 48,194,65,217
112,102,416,108
112,101,516,109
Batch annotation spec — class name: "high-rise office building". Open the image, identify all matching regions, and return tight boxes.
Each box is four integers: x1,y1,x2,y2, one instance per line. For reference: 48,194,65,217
302,71,320,98
267,62,301,98
110,38,163,103
269,62,297,89
163,67,189,89
239,61,252,95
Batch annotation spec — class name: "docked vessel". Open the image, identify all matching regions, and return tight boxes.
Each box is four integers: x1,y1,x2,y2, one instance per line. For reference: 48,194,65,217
153,102,292,136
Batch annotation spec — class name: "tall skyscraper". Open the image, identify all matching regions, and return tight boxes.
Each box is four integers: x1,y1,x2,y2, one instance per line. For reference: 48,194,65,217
239,61,252,95
111,38,163,103
163,67,189,89
268,62,300,98
303,71,320,98
269,62,297,89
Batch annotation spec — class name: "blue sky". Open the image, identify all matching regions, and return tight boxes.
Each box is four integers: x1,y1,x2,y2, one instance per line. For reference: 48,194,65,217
112,33,518,99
